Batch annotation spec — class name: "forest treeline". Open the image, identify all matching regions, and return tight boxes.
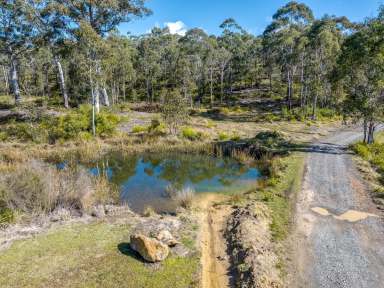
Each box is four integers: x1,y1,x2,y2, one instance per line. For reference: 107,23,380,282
1,1,383,142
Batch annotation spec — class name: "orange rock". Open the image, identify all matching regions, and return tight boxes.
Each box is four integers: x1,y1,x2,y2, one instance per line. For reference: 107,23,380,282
130,234,169,262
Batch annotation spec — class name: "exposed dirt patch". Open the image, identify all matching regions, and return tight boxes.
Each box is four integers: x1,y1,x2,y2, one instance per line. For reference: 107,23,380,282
226,202,282,288
197,194,234,288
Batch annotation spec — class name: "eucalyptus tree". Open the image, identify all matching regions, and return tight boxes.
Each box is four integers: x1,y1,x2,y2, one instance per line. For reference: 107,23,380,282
263,1,314,109
57,0,151,109
136,28,164,102
0,0,40,104
35,1,71,107
104,32,136,103
175,53,197,107
205,37,220,106
337,16,384,143
179,28,210,104
306,16,351,118
216,47,231,103
218,18,249,93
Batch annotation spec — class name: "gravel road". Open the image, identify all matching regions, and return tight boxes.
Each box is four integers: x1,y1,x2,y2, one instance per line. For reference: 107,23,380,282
293,126,384,288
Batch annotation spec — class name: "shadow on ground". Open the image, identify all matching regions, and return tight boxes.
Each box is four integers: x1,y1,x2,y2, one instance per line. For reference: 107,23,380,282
117,242,146,263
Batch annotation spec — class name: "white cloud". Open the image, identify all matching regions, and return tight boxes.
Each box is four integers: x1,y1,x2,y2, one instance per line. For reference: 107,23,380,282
164,21,187,36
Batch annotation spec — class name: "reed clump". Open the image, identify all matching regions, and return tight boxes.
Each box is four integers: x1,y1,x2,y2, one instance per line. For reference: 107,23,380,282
165,185,195,209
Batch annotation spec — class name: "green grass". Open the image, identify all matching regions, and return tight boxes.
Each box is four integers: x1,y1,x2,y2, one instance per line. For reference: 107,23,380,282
352,133,384,174
0,222,199,288
254,153,305,241
351,132,384,203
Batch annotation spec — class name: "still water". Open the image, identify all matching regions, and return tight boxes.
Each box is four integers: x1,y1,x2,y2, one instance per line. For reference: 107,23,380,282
89,153,261,213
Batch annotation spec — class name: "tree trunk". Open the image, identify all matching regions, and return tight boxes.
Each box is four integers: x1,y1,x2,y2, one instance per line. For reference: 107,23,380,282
300,56,305,109
312,92,318,120
10,56,21,104
95,85,100,113
146,78,151,102
44,65,50,98
287,70,292,110
363,120,368,143
2,65,9,96
100,87,110,106
54,56,69,108
220,69,224,104
210,68,214,107
367,121,375,144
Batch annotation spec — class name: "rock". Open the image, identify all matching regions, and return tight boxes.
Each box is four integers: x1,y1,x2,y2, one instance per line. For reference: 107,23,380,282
171,244,190,257
105,205,132,216
130,234,169,262
91,205,105,218
156,230,179,247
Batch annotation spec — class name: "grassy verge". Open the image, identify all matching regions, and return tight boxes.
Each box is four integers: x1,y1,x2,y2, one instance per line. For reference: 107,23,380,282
0,222,199,288
352,132,384,201
254,153,305,241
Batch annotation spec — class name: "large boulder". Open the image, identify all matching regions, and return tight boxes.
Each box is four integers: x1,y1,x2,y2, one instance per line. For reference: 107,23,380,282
130,234,169,262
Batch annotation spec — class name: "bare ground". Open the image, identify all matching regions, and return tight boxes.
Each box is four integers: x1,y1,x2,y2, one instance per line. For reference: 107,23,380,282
197,194,234,288
290,127,384,288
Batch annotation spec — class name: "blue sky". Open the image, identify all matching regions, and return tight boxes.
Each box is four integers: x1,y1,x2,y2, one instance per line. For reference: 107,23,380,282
119,0,382,36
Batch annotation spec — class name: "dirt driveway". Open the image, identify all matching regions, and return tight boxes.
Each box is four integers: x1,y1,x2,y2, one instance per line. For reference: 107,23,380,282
292,127,384,288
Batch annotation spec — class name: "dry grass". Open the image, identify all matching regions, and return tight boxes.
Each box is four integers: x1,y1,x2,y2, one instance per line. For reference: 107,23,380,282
165,185,195,209
0,160,117,219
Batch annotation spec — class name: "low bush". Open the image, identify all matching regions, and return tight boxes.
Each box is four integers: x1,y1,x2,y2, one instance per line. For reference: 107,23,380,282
132,125,148,133
182,127,202,141
218,132,229,141
5,122,48,143
254,131,286,148
0,199,15,226
42,105,120,142
230,132,241,141
2,105,120,143
352,141,384,174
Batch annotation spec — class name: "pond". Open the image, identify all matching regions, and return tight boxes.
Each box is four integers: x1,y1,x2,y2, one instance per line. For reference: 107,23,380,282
88,152,262,214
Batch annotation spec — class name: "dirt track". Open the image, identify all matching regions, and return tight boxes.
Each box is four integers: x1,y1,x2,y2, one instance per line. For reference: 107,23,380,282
293,127,384,288
199,194,233,288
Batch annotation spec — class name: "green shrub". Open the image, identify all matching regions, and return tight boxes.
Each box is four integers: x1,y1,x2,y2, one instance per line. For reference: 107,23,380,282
353,143,371,159
95,112,120,137
77,131,93,142
352,141,384,177
5,122,47,143
219,107,231,115
42,105,119,142
317,108,337,119
281,106,289,119
182,127,202,140
255,131,281,141
230,132,241,141
0,131,8,141
132,125,148,133
0,199,15,225
0,207,14,225
148,119,166,134
218,132,229,141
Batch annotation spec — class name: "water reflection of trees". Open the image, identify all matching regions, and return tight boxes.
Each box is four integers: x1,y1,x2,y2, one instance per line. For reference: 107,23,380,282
94,153,251,188
142,153,249,188
97,153,139,185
